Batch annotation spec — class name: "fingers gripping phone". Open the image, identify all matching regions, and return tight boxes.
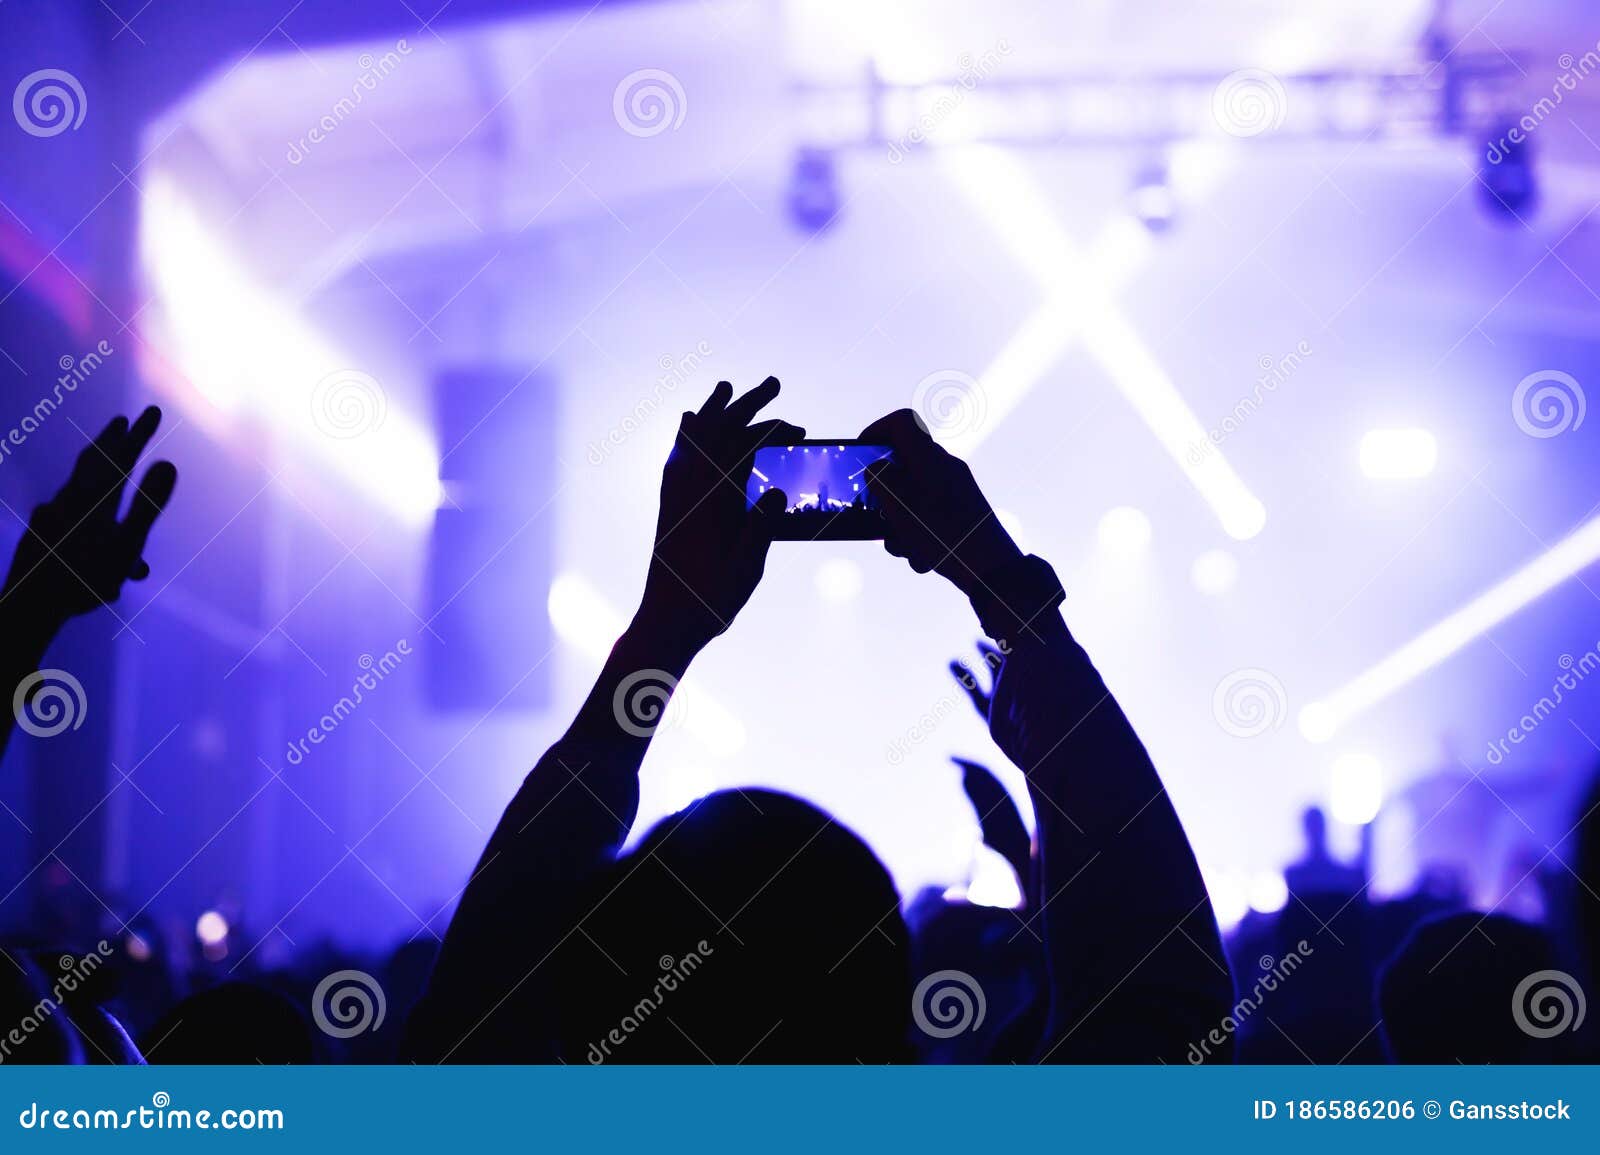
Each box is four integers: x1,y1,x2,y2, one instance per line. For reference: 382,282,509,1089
745,441,893,540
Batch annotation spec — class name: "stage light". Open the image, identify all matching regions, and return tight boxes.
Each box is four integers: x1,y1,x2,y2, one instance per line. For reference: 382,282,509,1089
196,910,229,946
1208,871,1250,932
939,147,1267,540
1190,548,1239,595
1248,870,1289,914
547,572,747,756
1330,753,1383,825
1359,428,1437,479
1097,506,1152,555
125,933,152,962
1300,512,1600,740
814,557,864,602
965,844,1025,910
141,176,441,525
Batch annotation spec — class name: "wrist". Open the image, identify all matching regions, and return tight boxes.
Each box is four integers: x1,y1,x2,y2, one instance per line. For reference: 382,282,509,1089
967,553,1066,647
625,601,712,670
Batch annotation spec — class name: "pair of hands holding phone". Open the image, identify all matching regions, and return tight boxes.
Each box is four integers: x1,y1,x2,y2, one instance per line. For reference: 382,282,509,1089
637,377,1024,650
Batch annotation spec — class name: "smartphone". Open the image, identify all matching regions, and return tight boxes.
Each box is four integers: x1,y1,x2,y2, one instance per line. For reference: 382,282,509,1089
746,441,893,540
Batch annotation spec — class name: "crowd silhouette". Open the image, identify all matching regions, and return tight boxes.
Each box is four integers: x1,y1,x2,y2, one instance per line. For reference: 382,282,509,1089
1,381,1598,1064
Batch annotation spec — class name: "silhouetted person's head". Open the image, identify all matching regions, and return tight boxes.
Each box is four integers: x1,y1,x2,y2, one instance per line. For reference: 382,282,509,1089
141,982,313,1064
560,789,910,1063
1378,912,1574,1063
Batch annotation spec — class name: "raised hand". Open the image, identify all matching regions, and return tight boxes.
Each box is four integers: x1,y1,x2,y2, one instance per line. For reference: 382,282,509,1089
858,409,1021,598
949,639,1006,721
952,756,1033,904
1,406,177,631
637,378,803,648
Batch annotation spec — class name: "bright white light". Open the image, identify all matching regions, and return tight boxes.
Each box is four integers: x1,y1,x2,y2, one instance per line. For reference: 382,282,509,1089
547,572,746,756
1248,871,1289,914
939,147,1267,540
1330,753,1384,825
965,844,1025,909
1359,428,1437,479
1300,512,1600,740
814,557,864,602
1097,506,1152,555
196,910,229,946
140,176,441,524
1191,548,1239,595
664,765,715,813
1209,871,1250,932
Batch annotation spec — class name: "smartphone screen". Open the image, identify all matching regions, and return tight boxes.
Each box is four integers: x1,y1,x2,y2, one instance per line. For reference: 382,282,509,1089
746,441,892,540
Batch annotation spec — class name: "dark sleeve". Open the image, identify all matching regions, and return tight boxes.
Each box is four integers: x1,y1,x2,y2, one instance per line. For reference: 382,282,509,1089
989,613,1235,1063
402,730,640,1062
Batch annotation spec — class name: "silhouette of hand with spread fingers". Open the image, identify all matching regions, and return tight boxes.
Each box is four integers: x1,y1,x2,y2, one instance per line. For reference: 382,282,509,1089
949,639,1006,722
858,409,1021,597
1,406,177,630
638,378,803,648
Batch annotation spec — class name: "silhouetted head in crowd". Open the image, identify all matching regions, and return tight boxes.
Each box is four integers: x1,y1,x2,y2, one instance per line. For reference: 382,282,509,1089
1302,807,1328,857
1378,912,1573,1063
142,982,313,1064
559,790,911,1063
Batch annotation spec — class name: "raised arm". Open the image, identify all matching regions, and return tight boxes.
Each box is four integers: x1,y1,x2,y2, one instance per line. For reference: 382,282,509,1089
404,379,800,1062
862,409,1232,1063
0,407,176,764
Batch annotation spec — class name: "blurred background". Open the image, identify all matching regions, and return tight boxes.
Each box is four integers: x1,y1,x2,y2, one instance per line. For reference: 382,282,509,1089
2,0,1599,1030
